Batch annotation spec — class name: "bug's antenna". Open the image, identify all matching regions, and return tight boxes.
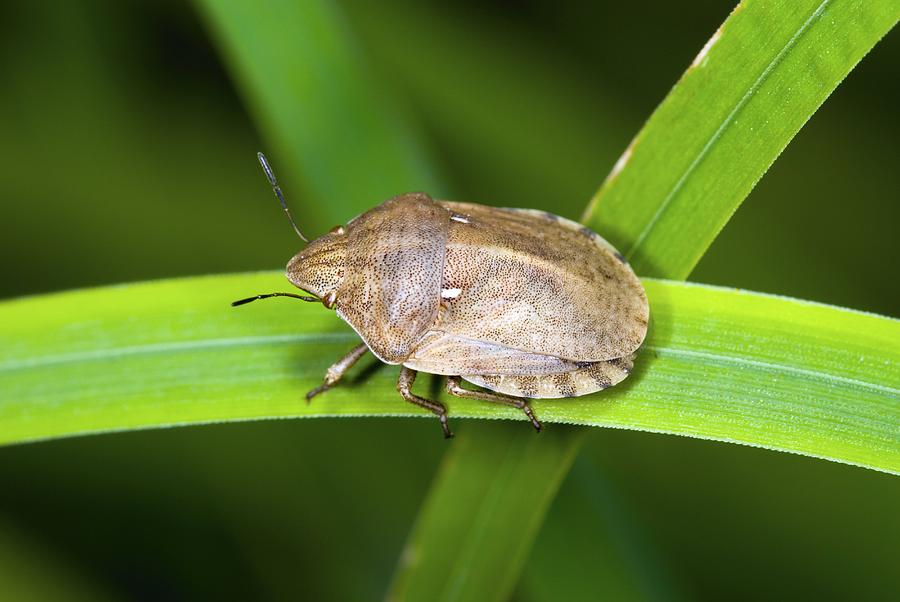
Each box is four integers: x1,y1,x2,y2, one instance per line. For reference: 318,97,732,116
232,292,319,307
257,152,309,243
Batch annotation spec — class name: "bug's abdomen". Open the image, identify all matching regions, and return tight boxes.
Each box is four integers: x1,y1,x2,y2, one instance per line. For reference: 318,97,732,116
462,355,634,399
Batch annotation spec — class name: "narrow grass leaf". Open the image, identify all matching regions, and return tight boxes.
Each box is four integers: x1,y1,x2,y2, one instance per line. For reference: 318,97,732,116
583,0,898,279
1,273,896,473
516,456,688,602
387,424,585,602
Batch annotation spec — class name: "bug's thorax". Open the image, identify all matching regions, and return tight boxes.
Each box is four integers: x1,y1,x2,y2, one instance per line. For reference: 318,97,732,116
286,229,347,303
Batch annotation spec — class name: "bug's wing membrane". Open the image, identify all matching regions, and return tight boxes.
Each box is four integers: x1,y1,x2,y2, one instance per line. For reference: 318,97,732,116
404,331,581,376
437,202,649,362
337,194,449,363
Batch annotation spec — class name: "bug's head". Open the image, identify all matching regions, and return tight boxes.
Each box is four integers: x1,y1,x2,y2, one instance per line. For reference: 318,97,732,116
286,226,347,308
231,153,348,310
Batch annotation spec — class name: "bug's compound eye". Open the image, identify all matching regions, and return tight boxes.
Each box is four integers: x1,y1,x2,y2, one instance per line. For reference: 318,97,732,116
322,291,337,309
329,225,346,235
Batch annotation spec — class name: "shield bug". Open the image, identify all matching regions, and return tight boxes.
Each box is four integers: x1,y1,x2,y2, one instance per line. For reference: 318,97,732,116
234,153,649,438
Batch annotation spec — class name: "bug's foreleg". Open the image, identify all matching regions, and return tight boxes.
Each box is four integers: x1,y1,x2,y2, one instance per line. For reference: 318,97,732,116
446,376,542,433
306,343,369,402
397,367,453,439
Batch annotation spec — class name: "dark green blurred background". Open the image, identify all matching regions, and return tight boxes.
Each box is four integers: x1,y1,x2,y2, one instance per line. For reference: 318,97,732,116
1,1,897,600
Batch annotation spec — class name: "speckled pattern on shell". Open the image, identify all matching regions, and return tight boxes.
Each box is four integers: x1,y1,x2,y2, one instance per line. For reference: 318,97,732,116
432,201,648,362
336,194,449,363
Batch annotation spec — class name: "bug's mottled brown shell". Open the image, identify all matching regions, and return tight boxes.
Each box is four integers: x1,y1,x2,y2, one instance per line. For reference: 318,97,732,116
286,192,649,400
335,193,449,363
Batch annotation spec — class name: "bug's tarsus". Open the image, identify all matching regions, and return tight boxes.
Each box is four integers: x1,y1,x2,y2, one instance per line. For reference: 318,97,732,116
305,384,328,402
231,292,318,307
257,152,309,243
398,367,454,439
306,343,369,403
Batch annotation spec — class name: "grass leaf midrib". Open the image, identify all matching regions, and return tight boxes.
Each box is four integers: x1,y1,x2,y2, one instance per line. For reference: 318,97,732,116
626,0,832,258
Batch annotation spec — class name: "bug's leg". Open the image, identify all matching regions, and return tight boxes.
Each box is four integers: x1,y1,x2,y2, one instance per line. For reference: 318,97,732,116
397,367,453,439
306,343,369,402
446,376,542,433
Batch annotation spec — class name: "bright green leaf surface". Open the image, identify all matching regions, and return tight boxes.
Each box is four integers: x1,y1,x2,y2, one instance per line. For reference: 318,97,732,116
1,273,896,473
583,0,899,280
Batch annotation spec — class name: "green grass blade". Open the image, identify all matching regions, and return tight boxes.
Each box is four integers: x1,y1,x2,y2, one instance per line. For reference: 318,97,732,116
194,0,444,229
2,273,896,473
387,424,585,602
583,0,898,279
517,456,687,602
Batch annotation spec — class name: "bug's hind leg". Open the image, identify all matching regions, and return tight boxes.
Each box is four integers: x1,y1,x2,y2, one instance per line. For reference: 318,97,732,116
398,367,453,439
306,343,368,402
446,376,542,433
